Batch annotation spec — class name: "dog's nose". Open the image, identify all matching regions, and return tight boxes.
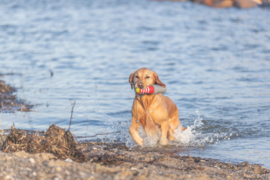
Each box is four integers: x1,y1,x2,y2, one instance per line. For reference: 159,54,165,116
138,82,144,88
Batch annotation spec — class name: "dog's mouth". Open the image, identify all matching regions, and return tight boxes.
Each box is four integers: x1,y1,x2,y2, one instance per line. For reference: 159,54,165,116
134,83,145,90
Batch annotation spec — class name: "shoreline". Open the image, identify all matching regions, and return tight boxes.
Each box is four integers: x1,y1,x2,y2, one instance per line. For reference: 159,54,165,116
0,141,269,179
1,124,269,179
0,79,269,179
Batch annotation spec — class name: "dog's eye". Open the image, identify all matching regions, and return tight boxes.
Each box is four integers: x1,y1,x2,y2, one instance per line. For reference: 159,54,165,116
146,76,150,79
135,76,139,78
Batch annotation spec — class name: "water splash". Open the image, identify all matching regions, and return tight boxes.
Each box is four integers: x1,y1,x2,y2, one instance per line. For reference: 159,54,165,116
104,110,232,148
173,110,234,147
173,109,210,146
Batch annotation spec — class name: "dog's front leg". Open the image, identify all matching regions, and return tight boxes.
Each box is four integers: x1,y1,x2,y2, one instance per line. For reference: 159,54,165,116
160,122,169,146
129,117,143,146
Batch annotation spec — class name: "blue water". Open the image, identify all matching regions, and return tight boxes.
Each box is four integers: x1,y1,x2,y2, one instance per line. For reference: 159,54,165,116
0,0,270,168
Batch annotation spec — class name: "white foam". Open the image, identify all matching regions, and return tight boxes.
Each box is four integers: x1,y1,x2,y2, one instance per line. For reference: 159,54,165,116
105,110,231,148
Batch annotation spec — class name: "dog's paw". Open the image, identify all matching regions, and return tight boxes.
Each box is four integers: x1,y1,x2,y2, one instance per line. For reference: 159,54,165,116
138,139,144,146
168,135,175,141
160,139,168,146
135,137,144,147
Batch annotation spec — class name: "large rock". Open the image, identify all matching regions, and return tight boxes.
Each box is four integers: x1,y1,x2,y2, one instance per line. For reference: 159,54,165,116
199,0,261,8
203,0,234,8
235,0,260,8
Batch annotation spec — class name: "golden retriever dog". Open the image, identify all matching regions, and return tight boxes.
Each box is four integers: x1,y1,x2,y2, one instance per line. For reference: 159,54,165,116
129,68,186,146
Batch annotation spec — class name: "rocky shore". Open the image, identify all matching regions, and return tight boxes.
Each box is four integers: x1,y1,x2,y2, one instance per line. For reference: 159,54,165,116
157,0,270,8
0,124,269,180
0,142,270,180
0,120,269,179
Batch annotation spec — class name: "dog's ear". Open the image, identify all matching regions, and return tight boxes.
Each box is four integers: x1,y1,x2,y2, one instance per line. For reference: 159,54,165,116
153,72,166,87
129,71,135,89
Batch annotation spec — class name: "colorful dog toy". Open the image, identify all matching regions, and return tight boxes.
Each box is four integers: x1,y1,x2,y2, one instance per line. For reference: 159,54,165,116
135,85,167,95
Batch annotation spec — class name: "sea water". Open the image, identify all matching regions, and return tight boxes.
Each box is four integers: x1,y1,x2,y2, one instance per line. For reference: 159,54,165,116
0,0,269,167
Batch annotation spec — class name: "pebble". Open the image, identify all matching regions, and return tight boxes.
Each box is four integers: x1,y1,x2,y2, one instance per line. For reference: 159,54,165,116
26,168,31,172
237,162,250,167
65,170,70,176
4,175,14,180
53,175,63,180
29,158,35,164
79,172,87,177
130,167,138,171
65,159,73,162
56,167,62,172
112,148,118,152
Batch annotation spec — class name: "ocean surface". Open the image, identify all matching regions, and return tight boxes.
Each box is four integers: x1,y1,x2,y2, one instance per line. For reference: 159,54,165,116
0,0,270,168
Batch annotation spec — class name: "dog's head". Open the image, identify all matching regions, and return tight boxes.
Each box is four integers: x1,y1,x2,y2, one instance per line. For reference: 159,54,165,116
129,68,166,90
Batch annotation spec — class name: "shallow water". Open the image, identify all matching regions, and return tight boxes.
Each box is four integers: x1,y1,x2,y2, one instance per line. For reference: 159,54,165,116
0,0,270,168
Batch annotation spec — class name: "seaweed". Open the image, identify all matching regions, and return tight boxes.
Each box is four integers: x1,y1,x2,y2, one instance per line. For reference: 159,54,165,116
0,80,32,112
2,124,86,162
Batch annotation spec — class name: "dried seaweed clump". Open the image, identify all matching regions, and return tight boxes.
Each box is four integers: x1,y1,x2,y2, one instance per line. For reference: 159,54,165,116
2,124,86,162
0,80,32,112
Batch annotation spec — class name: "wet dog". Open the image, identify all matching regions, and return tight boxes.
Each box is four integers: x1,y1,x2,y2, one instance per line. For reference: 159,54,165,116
129,68,186,146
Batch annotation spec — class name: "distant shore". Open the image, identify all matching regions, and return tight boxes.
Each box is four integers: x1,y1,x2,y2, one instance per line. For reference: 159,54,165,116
156,0,270,8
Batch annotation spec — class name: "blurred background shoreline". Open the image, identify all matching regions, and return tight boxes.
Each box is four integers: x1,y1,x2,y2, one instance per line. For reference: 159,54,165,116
157,0,270,8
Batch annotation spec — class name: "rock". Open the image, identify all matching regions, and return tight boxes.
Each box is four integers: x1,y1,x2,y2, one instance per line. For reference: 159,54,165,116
4,175,14,180
79,172,88,177
209,0,234,8
130,167,138,171
56,167,62,172
194,0,260,8
38,153,56,160
29,158,35,164
112,148,118,152
214,0,234,7
13,151,30,158
235,0,260,8
237,162,250,167
65,159,73,162
65,170,70,176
